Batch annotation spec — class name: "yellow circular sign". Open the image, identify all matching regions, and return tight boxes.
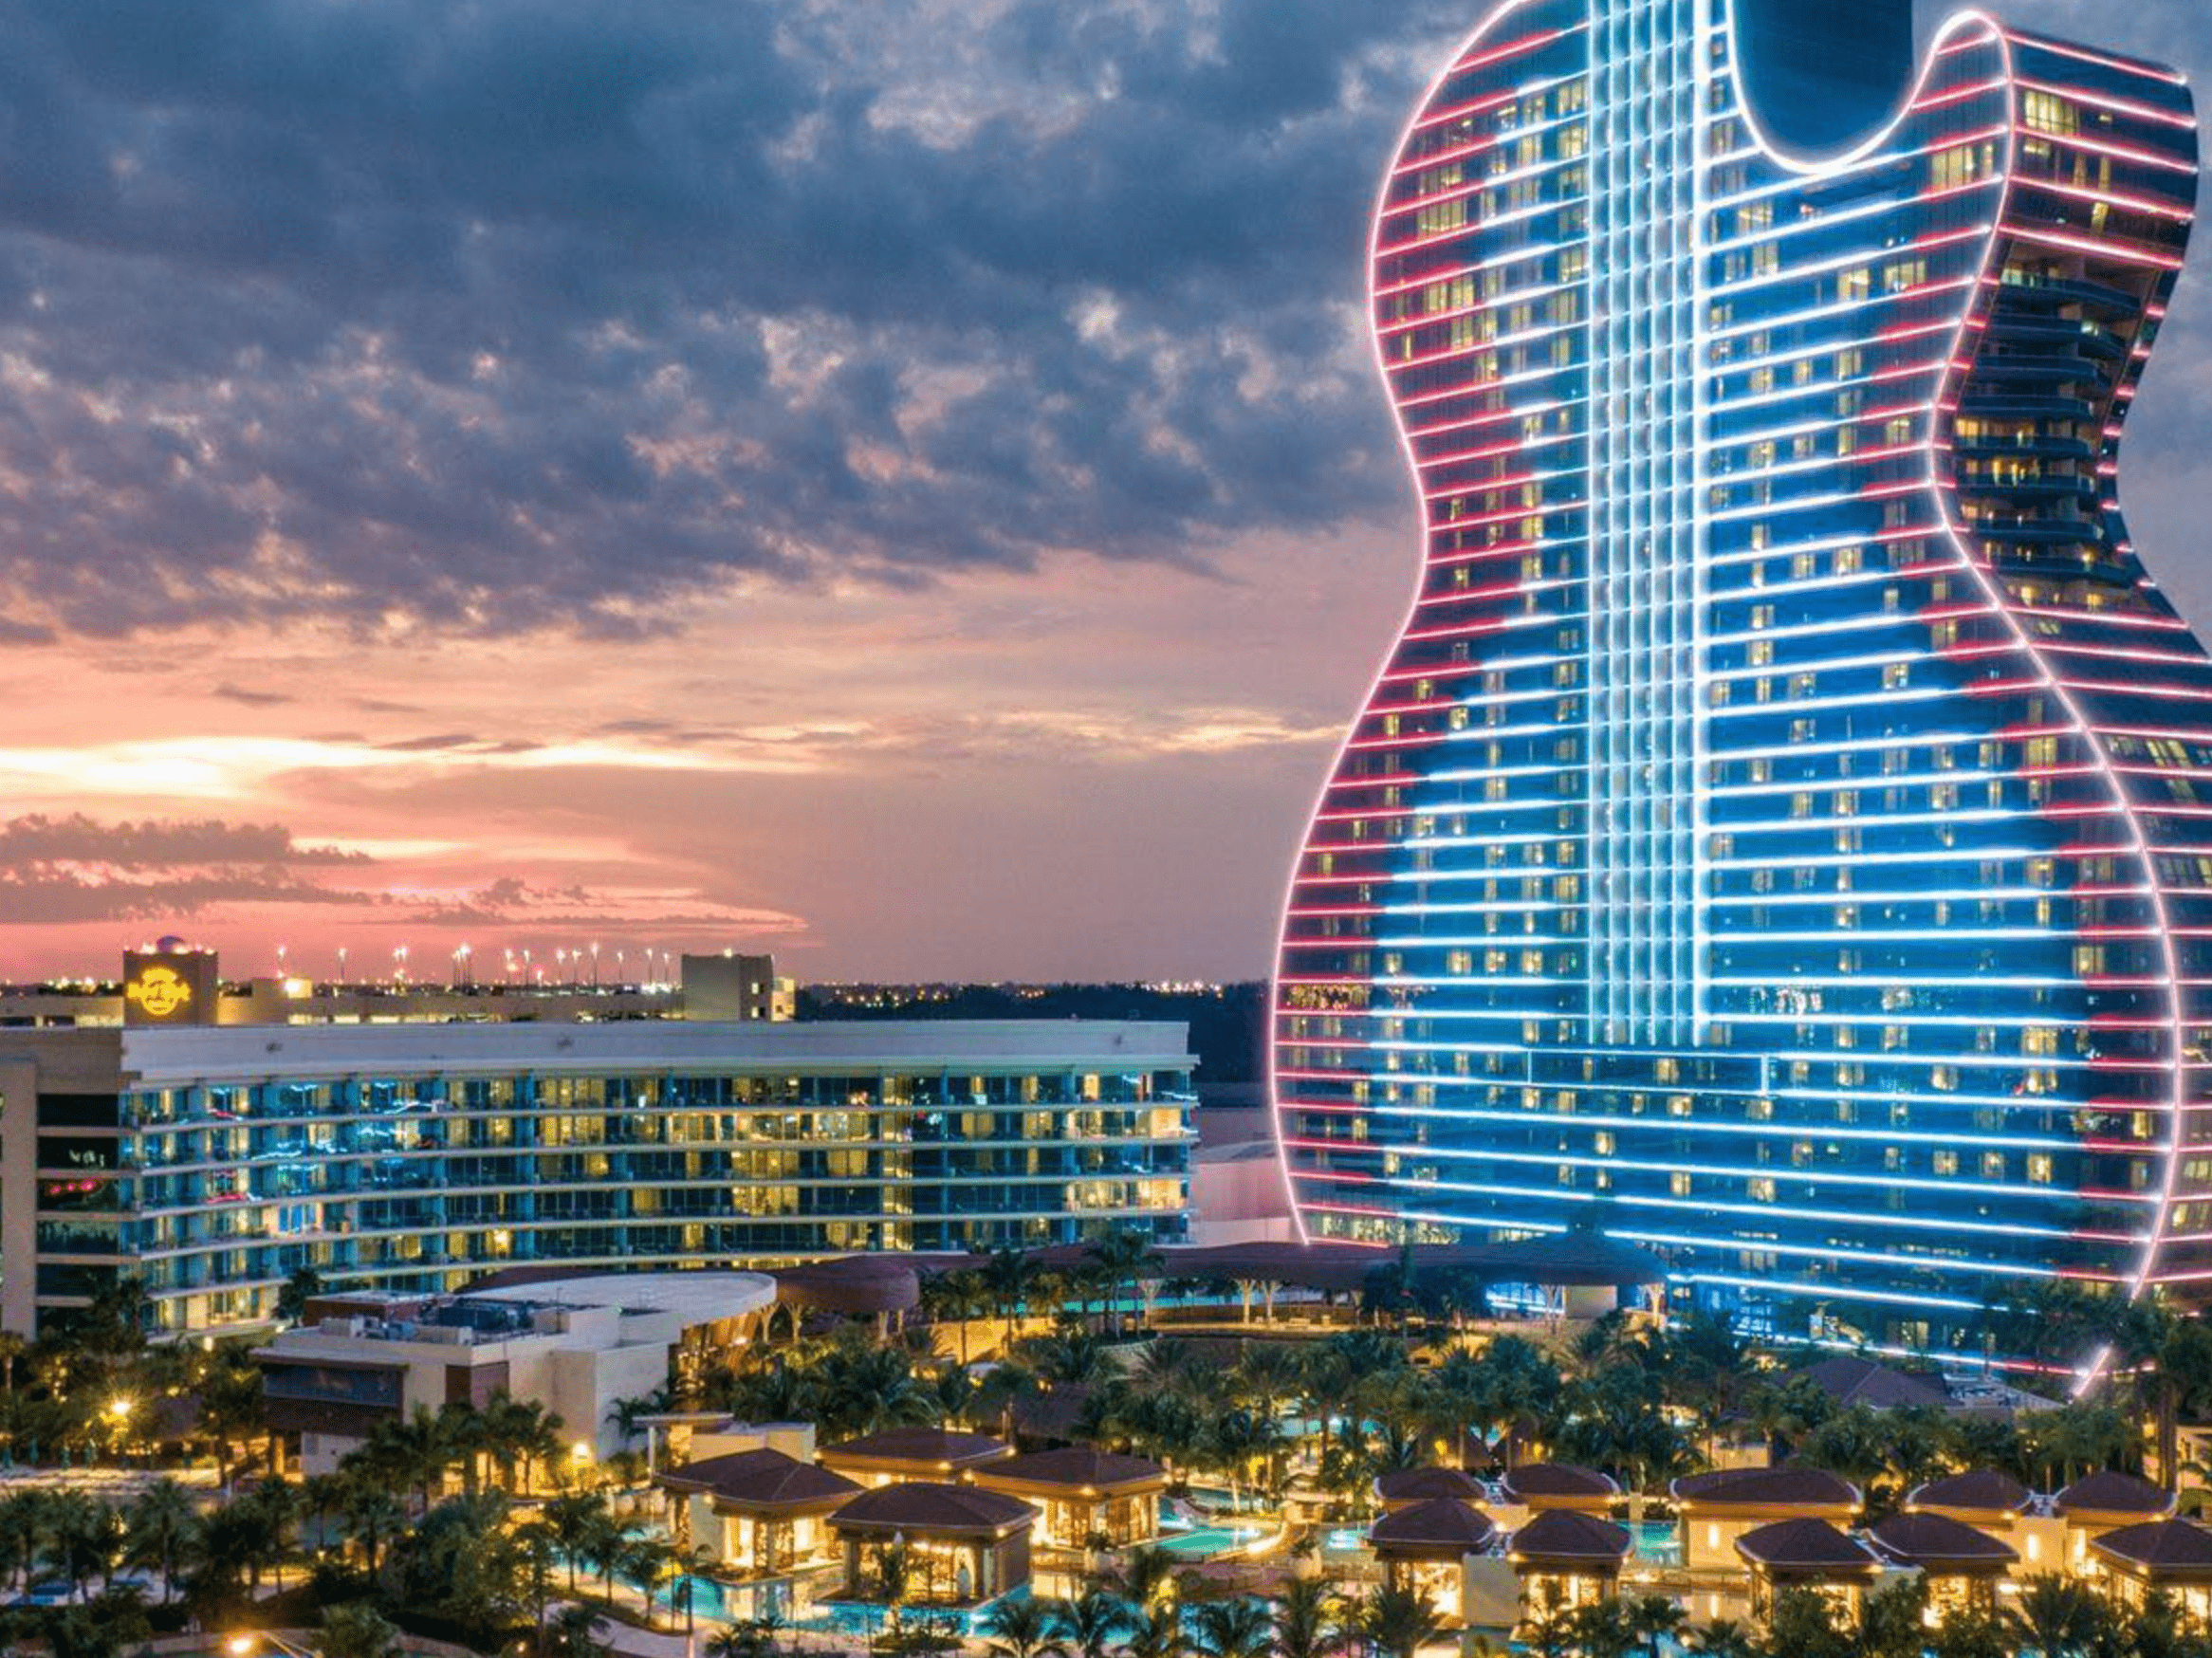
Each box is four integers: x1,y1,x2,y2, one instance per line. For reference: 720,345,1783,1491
127,965,193,1019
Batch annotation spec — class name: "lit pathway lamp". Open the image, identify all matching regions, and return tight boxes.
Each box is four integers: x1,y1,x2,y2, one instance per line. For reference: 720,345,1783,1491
229,1632,322,1658
105,1396,133,1467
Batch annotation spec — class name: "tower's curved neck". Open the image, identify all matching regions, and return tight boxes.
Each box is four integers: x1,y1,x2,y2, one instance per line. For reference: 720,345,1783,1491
1728,0,1916,157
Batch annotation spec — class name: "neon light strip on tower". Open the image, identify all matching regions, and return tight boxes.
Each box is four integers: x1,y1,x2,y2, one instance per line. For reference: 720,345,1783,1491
1269,0,2212,1372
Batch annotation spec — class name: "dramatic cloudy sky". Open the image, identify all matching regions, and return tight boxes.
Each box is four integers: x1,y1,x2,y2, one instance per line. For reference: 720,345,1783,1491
0,0,2205,985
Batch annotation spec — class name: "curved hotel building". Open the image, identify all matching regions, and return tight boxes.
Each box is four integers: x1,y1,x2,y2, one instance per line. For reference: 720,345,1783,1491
1273,0,2212,1365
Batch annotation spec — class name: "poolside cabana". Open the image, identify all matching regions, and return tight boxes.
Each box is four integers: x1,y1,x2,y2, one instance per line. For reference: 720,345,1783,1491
1369,1498,1496,1625
2089,1519,2212,1623
970,1446,1167,1549
1735,1518,1882,1624
829,1482,1037,1609
656,1446,860,1576
1504,1509,1633,1626
1868,1510,2017,1616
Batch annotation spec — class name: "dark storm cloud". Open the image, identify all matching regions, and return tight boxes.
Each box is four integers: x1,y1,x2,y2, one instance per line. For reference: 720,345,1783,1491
0,0,1472,636
0,812,366,867
6,2,2210,641
0,811,376,922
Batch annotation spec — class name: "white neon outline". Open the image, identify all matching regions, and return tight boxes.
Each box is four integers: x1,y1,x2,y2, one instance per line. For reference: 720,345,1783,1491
1273,0,2206,1356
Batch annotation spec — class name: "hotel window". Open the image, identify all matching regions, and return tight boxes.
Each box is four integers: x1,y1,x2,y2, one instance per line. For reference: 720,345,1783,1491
2023,91,2080,138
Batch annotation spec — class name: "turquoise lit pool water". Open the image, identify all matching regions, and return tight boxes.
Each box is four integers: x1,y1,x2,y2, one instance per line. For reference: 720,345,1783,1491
1323,1527,1369,1553
1154,1525,1261,1558
1629,1521,1681,1564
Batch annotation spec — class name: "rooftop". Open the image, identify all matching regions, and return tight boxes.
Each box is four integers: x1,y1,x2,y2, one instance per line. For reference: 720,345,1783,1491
1671,1466,1859,1510
829,1482,1036,1537
1735,1518,1881,1574
1369,1498,1497,1557
820,1428,1013,1469
1907,1469,2034,1517
465,1270,778,1325
2055,1470,2173,1519
1868,1511,2018,1572
1506,1510,1633,1565
1793,1355,1951,1411
2091,1520,2212,1576
1377,1467,1484,1504
655,1448,860,1510
1502,1463,1619,1504
975,1447,1165,1493
111,1017,1196,1083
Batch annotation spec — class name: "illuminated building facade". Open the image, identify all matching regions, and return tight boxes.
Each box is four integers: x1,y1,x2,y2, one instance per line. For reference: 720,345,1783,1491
1273,0,2210,1365
0,1020,1193,1336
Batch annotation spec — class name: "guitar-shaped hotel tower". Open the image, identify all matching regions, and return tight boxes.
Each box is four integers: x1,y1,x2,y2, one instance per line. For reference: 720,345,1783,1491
1272,0,2209,1370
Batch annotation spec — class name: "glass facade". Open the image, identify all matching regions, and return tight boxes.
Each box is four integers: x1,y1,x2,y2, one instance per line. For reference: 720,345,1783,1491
27,1033,1193,1334
1274,0,2209,1369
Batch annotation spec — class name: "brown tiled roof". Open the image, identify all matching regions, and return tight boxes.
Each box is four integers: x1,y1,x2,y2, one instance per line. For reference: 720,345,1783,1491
829,1482,1036,1536
1503,1463,1619,1502
656,1447,860,1510
2091,1520,2212,1576
1793,1356,1951,1411
2055,1470,2173,1520
1907,1469,2033,1517
1506,1510,1633,1565
1377,1467,1484,1504
1735,1518,1881,1573
974,1447,1165,1492
774,1257,921,1315
820,1428,1013,1469
1869,1511,2018,1572
1671,1466,1858,1509
1369,1499,1497,1557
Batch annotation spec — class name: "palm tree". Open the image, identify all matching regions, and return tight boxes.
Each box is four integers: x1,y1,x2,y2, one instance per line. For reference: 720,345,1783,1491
1559,1601,1637,1658
121,1479,197,1600
619,1535,679,1630
544,1489,611,1593
581,1508,629,1601
0,1487,47,1595
0,1333,28,1399
483,1393,565,1495
1622,1594,1686,1658
982,1593,1067,1658
2006,1574,2104,1658
338,1478,406,1575
1232,1343,1304,1423
513,1516,562,1648
1272,1575,1341,1658
1191,1598,1273,1658
321,1597,403,1658
606,1390,669,1455
1358,1582,1444,1658
547,1605,612,1658
980,1246,1039,1344
274,1264,325,1324
1682,1620,1759,1658
1124,1602,1184,1658
1049,1589,1134,1658
42,1490,111,1600
1106,1543,1180,1611
1086,1225,1163,1338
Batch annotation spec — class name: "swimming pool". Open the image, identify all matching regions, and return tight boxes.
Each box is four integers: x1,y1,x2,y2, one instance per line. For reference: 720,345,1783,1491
1153,1525,1263,1558
1629,1521,1682,1565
